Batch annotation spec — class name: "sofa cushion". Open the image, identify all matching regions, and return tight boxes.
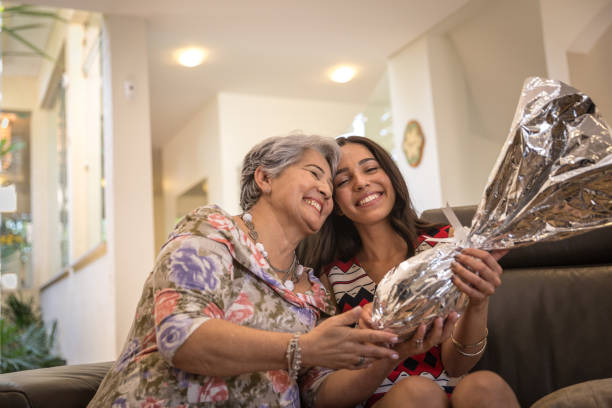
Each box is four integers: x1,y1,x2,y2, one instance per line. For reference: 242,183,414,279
473,265,612,407
530,378,612,407
0,361,112,408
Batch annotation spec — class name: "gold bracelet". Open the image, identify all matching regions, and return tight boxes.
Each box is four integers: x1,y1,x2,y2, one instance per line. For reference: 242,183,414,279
451,327,488,350
454,337,487,357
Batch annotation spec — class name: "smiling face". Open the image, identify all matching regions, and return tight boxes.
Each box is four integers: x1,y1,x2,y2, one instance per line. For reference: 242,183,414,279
267,148,334,236
333,142,396,227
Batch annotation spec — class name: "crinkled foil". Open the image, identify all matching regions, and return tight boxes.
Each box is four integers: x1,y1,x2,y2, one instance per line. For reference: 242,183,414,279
372,77,612,338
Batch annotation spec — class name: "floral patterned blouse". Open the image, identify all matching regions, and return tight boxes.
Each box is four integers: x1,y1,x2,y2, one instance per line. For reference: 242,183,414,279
88,205,335,408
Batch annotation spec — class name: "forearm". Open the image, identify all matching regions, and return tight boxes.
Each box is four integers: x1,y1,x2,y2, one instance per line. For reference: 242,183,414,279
441,300,489,376
315,359,396,408
173,318,292,377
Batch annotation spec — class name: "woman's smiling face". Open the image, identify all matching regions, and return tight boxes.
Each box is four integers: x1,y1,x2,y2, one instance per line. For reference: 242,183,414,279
267,148,334,236
333,142,395,227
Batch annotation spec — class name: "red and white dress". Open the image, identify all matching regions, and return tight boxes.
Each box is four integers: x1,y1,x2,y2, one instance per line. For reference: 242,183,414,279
325,225,457,407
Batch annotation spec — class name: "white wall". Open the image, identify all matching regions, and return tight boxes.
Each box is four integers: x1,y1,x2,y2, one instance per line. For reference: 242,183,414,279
539,0,612,83
103,15,155,353
388,37,443,214
427,35,497,207
39,256,115,363
218,92,364,214
567,8,612,120
2,76,38,110
161,93,363,236
387,0,562,214
162,97,220,237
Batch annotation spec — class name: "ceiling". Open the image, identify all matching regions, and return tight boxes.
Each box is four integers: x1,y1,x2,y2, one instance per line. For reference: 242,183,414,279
9,0,470,147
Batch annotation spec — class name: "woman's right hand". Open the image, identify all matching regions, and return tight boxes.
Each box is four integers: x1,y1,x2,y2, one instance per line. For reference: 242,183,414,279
300,307,400,370
358,302,458,361
393,313,458,361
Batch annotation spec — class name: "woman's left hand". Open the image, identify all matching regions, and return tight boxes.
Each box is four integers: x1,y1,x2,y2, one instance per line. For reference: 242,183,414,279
451,248,509,307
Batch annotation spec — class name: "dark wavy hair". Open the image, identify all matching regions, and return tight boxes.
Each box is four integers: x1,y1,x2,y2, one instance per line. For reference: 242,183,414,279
297,135,436,273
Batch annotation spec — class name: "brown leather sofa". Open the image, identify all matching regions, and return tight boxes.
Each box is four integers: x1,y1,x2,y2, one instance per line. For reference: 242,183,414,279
1,205,610,407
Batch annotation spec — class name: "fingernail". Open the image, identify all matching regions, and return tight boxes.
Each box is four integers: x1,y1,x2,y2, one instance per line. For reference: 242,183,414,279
391,353,399,359
391,336,398,343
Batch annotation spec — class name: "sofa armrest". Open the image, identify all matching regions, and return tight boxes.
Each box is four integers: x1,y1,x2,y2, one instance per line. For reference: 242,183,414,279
531,378,612,408
0,361,112,408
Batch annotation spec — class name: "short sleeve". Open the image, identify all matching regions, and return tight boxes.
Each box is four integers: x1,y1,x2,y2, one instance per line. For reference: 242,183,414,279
300,366,334,408
152,234,231,363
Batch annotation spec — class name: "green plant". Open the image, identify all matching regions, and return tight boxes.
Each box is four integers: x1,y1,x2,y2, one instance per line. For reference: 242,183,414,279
3,291,36,326
0,4,67,60
0,215,30,263
0,137,24,158
0,293,66,373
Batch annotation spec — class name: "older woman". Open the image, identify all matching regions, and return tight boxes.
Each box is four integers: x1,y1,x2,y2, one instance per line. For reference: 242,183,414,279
88,134,399,408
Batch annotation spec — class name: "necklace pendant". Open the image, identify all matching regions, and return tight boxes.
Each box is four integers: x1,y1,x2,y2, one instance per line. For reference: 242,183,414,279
255,242,268,257
284,280,294,291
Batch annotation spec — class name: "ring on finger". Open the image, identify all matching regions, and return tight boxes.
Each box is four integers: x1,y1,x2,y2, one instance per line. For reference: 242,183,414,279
415,338,424,348
356,355,365,367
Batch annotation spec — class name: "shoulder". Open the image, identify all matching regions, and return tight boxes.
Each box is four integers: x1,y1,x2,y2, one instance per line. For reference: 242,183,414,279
159,205,242,263
178,205,235,233
163,205,236,243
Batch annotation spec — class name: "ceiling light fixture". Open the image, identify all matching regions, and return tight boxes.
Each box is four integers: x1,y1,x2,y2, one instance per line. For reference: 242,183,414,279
330,66,356,83
176,47,208,67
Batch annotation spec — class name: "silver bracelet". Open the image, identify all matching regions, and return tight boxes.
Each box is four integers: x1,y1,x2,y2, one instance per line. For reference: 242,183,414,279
286,334,301,381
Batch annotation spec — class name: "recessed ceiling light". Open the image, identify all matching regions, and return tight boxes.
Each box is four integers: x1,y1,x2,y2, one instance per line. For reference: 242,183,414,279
176,47,208,67
330,66,356,83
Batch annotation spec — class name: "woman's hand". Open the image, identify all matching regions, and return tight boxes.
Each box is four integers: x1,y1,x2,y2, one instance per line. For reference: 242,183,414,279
357,302,376,330
451,248,509,307
300,306,400,370
358,302,458,361
392,313,458,361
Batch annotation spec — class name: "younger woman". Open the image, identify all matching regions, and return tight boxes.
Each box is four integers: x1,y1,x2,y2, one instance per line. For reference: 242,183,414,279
300,136,519,408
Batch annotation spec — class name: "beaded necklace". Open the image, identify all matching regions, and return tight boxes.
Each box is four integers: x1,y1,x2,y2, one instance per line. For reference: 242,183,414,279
241,212,302,290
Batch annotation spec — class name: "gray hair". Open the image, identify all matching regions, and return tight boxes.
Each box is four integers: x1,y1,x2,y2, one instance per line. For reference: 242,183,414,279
240,133,341,211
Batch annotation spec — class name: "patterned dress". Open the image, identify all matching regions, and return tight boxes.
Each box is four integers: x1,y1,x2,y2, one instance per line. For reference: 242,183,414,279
88,205,335,408
305,226,456,408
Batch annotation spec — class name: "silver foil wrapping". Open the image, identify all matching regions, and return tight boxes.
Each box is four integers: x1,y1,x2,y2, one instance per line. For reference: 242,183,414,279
372,77,612,338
